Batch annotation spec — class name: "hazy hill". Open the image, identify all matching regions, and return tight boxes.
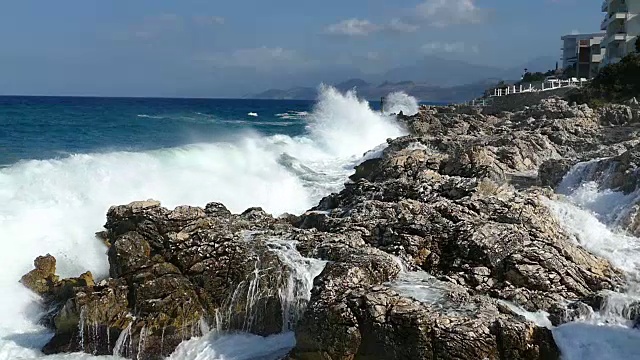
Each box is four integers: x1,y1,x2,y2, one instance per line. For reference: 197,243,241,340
250,79,494,103
248,56,558,102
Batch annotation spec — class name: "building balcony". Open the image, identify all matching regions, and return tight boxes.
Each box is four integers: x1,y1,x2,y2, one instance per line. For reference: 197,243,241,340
589,37,603,47
601,12,629,30
592,53,604,63
602,32,627,48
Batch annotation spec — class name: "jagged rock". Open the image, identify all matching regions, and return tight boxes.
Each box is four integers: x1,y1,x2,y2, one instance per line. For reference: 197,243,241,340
43,278,131,355
350,158,382,182
20,254,59,295
538,158,578,188
298,132,625,313
292,276,560,360
20,254,95,305
599,104,639,125
26,201,315,359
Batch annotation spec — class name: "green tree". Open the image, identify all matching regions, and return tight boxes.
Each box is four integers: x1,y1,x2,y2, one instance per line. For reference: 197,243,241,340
567,53,640,105
636,36,640,53
518,69,558,84
563,64,577,78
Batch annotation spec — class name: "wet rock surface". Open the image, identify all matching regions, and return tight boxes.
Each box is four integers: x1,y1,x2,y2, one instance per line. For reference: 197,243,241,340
29,201,318,359
21,96,639,359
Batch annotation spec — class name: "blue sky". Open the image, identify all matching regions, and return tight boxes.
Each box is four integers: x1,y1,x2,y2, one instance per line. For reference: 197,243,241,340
0,0,604,97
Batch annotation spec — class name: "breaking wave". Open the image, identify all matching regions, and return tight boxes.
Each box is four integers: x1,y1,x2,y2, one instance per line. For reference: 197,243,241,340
384,91,420,115
0,87,408,359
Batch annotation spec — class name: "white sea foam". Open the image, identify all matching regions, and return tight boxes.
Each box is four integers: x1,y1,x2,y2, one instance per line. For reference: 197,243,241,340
275,111,308,120
136,114,165,119
386,159,640,360
497,300,553,329
0,86,409,359
547,160,640,359
168,332,295,360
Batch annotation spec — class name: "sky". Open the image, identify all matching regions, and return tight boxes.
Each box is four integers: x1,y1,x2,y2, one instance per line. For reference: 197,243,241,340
0,0,605,97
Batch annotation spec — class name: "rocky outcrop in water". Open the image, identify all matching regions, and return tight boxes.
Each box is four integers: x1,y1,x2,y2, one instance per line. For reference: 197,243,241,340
25,200,324,359
22,96,640,359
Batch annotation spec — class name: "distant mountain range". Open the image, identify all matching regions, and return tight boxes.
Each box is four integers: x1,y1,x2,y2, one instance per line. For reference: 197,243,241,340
248,55,557,102
249,79,499,103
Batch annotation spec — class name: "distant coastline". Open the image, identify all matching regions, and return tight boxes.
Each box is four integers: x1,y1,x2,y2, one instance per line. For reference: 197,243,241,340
247,78,501,103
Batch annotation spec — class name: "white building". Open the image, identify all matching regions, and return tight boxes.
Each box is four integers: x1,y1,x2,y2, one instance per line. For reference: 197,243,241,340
601,0,640,66
561,33,605,78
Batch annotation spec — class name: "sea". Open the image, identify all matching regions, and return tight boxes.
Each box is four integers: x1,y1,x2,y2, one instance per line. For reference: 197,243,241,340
1,86,639,359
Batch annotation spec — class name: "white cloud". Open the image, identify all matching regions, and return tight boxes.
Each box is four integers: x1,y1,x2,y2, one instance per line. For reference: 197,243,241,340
196,46,310,71
325,17,421,36
416,0,485,27
325,18,379,36
324,1,486,36
421,41,478,54
194,15,225,26
388,18,419,33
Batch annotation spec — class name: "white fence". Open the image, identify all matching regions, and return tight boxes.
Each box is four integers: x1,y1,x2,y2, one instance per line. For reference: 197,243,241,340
489,78,589,97
462,78,590,107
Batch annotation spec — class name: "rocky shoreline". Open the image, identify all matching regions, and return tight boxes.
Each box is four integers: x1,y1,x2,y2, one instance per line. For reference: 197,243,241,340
21,97,640,359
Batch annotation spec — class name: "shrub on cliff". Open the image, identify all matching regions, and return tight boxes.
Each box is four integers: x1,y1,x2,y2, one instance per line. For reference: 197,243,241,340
568,53,640,106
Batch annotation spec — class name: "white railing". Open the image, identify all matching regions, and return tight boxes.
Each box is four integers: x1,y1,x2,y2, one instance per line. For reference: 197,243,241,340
488,78,589,98
462,78,590,107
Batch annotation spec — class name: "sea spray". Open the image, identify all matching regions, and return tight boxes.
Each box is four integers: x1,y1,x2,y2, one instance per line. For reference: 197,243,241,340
306,85,405,159
0,86,410,359
384,91,420,116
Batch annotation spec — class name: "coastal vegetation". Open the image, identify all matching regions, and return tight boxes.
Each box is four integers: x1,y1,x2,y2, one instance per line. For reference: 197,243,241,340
568,52,640,106
519,69,557,83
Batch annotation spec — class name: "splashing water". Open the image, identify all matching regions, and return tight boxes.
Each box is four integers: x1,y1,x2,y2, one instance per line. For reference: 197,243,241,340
548,160,640,360
384,158,640,360
173,237,326,360
384,91,420,116
306,85,405,159
267,239,326,331
0,87,409,359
